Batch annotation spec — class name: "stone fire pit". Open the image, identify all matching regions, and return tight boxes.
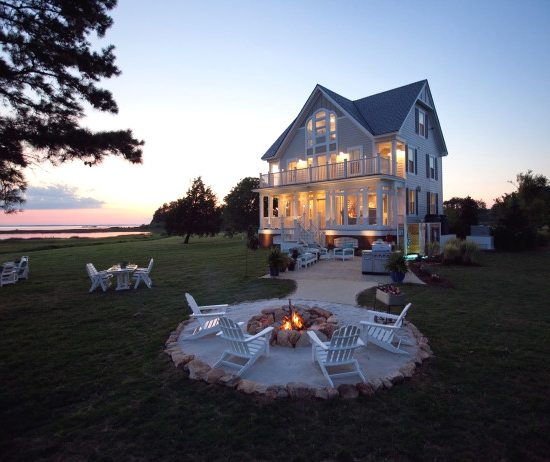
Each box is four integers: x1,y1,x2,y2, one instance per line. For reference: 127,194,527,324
247,304,339,347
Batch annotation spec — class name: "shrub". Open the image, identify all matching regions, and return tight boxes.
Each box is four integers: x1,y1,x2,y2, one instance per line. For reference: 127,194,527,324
385,252,408,273
426,241,441,259
443,238,461,264
461,240,480,265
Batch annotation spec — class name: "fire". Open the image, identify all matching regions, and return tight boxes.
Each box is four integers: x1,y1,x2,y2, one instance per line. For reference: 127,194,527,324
280,310,305,331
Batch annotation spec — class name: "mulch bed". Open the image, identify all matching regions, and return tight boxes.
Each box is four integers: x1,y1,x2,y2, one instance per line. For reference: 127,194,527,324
408,261,454,288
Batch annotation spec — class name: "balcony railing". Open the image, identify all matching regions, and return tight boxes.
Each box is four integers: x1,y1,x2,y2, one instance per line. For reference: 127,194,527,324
260,156,393,188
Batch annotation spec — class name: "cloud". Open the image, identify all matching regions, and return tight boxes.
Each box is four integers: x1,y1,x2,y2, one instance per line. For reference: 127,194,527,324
23,185,105,210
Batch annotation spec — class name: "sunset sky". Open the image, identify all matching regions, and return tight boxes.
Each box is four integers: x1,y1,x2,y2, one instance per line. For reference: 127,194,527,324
2,0,549,226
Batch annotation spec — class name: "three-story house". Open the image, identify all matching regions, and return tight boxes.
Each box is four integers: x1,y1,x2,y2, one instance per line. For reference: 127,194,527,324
257,80,448,254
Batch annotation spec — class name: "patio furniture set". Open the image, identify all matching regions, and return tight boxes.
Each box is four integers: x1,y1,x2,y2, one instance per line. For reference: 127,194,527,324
183,292,413,387
86,258,154,292
288,242,355,270
0,256,29,287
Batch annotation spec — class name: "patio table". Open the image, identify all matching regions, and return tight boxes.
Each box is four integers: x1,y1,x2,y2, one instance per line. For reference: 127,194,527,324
106,264,138,290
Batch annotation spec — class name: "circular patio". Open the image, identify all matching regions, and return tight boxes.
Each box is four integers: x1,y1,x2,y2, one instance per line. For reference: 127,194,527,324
165,298,433,399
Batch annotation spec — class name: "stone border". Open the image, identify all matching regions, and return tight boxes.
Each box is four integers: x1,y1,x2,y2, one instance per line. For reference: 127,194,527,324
163,318,433,400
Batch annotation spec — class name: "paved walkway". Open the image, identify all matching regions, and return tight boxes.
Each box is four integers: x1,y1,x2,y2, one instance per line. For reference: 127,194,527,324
273,257,424,305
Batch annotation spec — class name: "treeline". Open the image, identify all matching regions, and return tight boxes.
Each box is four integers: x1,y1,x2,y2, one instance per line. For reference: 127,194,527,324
151,177,259,243
444,171,549,250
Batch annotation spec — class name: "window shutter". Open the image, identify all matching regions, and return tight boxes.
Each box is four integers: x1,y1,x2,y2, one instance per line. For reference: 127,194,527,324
415,190,419,215
415,108,419,134
405,146,409,173
425,112,429,139
436,193,439,214
427,192,430,215
406,188,409,214
414,149,418,175
435,157,438,180
426,154,429,178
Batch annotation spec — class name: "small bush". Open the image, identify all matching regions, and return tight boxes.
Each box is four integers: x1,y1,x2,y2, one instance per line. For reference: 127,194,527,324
443,238,480,265
426,241,441,259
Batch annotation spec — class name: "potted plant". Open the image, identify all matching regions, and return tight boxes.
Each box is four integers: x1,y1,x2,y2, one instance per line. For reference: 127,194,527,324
385,251,408,283
267,247,284,277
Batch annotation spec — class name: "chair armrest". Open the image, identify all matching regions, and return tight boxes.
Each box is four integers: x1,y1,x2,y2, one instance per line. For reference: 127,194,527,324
199,304,229,311
306,331,329,350
365,310,399,321
191,312,226,318
215,321,245,335
244,326,274,341
360,320,401,331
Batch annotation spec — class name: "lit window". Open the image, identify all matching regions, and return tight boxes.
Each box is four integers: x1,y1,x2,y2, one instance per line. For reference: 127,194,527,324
428,155,437,179
305,109,337,153
430,193,437,214
408,190,416,215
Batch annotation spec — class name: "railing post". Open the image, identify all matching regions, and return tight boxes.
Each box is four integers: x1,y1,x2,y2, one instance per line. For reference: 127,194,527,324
308,166,312,183
326,162,330,180
343,159,348,178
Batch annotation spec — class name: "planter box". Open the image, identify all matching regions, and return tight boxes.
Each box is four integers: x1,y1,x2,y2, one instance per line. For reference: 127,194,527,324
376,289,405,306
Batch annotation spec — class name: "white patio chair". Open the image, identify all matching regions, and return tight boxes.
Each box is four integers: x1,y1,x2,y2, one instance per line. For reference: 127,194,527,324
182,293,229,340
132,258,154,289
15,256,29,280
0,263,17,287
307,325,366,387
214,316,273,377
334,246,354,261
86,263,112,292
360,303,413,354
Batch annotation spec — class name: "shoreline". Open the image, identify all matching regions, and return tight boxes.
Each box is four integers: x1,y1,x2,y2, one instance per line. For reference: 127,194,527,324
0,226,150,235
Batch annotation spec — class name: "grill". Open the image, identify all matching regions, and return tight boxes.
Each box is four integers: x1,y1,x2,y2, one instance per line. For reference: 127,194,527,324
362,240,392,274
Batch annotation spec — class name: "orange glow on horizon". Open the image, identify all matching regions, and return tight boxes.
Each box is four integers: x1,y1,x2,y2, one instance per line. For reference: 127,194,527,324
0,208,152,226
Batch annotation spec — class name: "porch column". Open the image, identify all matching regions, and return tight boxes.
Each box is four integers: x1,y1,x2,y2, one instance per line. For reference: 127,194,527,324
259,193,265,229
325,190,330,228
312,194,317,228
343,190,348,226
376,183,383,226
361,188,369,225
330,190,336,226
391,139,397,176
392,184,398,228
355,191,360,225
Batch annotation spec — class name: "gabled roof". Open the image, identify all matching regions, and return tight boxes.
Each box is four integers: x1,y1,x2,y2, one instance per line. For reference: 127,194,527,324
262,80,445,160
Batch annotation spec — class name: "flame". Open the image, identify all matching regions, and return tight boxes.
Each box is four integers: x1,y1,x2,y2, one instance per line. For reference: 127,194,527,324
280,310,305,331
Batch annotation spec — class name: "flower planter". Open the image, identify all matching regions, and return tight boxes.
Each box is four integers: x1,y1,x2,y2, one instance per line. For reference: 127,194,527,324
376,288,405,306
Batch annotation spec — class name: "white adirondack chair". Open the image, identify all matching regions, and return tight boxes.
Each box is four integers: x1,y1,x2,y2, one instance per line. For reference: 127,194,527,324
15,256,29,280
307,325,366,387
183,293,229,340
132,258,154,289
360,303,413,354
0,263,17,287
86,263,112,292
214,316,274,377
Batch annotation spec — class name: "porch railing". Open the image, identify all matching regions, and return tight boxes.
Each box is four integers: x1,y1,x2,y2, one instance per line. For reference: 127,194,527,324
260,156,393,188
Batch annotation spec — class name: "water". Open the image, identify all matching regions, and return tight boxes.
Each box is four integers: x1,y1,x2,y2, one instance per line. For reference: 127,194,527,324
0,224,150,240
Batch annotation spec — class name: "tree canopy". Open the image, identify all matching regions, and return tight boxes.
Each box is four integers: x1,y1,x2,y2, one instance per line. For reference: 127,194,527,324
222,176,259,236
0,0,144,212
443,196,486,238
492,171,550,250
163,177,222,244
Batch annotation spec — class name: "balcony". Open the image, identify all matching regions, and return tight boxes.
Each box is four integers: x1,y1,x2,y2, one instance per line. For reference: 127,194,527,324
259,156,395,188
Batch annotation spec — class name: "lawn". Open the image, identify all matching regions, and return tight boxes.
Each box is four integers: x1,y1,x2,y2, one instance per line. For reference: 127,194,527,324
0,235,549,461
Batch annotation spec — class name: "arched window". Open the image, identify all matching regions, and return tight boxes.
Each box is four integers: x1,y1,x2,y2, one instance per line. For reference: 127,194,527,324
306,109,337,149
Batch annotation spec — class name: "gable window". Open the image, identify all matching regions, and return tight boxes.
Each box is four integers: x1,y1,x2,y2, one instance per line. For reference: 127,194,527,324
306,109,337,151
425,154,438,180
406,146,417,174
415,107,428,138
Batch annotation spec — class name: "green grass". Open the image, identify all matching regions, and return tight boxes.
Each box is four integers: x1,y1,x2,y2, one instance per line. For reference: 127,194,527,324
0,236,549,461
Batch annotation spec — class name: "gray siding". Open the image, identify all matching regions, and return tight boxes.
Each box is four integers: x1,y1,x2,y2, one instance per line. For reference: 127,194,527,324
399,104,444,220
337,117,373,157
279,127,305,166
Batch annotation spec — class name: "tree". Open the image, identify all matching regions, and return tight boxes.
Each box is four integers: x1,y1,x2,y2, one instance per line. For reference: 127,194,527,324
492,171,550,250
443,196,485,238
0,0,144,212
164,177,222,244
222,177,259,236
